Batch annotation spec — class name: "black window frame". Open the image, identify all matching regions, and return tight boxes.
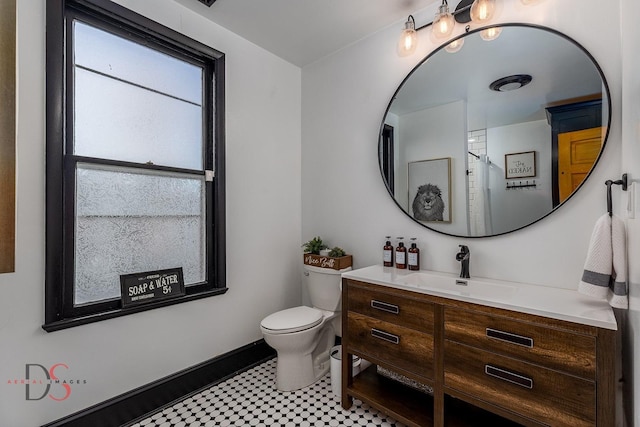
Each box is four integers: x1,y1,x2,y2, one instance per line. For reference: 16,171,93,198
44,0,226,332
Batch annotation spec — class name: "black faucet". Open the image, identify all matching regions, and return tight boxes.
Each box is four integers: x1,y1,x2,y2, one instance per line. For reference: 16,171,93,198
456,245,470,278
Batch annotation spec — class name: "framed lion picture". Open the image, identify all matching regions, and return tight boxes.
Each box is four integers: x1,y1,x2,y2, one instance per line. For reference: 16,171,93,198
408,157,451,223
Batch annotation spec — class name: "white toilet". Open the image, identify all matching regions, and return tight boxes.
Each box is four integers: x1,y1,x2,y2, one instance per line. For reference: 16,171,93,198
260,264,350,391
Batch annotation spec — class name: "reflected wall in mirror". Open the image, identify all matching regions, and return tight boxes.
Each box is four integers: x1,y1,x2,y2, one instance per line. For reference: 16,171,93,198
380,24,610,237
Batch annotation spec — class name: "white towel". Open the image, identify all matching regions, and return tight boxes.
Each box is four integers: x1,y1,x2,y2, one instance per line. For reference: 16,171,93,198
578,213,628,309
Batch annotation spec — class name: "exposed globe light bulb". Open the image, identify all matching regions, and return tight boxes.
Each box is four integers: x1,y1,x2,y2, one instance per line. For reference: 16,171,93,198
432,1,455,39
480,26,502,41
445,38,464,53
398,16,417,56
470,0,496,24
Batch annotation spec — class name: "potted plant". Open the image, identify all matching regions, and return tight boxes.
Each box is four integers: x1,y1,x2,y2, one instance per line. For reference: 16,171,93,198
328,247,346,257
302,236,327,255
302,237,352,270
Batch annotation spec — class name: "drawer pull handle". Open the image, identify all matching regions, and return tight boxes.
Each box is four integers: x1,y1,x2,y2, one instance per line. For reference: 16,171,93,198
485,365,533,389
371,328,400,344
371,300,400,314
486,328,534,348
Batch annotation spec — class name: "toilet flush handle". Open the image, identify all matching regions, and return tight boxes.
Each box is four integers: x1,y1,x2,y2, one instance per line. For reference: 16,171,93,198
304,271,310,276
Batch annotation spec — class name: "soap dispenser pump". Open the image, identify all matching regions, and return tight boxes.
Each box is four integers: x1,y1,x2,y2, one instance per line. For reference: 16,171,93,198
408,238,420,271
395,237,406,269
383,236,394,267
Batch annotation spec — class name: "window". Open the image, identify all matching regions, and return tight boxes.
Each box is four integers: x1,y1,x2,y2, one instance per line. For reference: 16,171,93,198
44,0,226,331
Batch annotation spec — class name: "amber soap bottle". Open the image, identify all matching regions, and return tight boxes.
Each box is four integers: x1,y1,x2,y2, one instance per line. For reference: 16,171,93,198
395,238,406,269
408,238,420,271
383,236,394,267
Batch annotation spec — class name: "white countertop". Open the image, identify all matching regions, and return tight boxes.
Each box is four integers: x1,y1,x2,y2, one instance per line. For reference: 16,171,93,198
342,265,617,330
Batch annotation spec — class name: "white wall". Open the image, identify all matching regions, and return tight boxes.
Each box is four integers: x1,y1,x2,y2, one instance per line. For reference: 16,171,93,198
487,119,552,235
621,0,640,424
0,1,302,426
396,101,468,235
302,3,629,427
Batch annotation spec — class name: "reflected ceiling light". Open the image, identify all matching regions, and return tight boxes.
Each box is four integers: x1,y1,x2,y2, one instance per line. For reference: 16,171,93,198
480,26,502,41
432,0,455,39
470,0,497,24
489,74,532,92
398,15,418,56
445,38,465,53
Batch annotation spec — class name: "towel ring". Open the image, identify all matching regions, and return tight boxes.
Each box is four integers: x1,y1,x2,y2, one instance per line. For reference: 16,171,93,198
605,173,628,216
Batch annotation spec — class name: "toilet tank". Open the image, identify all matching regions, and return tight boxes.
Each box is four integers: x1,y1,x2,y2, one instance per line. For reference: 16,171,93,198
305,265,351,312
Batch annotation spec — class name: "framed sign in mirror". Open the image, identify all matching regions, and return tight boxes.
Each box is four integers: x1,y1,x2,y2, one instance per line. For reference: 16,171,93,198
379,24,610,237
0,0,16,273
505,151,536,179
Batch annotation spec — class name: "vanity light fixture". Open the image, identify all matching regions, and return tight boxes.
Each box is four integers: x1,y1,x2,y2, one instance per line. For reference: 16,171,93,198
432,0,456,39
470,0,497,24
399,0,503,55
398,15,418,56
489,74,532,92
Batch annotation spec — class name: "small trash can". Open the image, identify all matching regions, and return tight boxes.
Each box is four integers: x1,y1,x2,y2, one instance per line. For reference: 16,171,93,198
330,345,360,398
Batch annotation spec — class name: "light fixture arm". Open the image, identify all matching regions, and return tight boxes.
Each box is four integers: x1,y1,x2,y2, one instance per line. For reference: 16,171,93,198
406,14,416,30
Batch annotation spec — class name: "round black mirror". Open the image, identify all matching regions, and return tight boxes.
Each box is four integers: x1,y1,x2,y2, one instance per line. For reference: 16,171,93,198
380,24,610,237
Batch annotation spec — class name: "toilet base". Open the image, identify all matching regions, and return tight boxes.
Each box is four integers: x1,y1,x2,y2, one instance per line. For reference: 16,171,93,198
274,350,331,391
265,318,337,391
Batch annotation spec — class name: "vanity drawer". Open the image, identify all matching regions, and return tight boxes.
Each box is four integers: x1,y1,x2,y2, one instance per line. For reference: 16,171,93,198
346,280,434,334
444,307,596,379
347,311,433,380
444,341,595,427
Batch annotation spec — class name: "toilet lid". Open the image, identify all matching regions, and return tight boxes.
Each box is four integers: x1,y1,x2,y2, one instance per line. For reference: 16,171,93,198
261,306,323,334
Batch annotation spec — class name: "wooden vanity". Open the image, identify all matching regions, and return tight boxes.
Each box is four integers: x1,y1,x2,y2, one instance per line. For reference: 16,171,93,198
340,266,619,427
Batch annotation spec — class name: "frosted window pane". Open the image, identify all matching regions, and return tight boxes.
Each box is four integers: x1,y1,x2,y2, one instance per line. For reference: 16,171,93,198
74,68,203,170
74,164,206,305
74,20,202,104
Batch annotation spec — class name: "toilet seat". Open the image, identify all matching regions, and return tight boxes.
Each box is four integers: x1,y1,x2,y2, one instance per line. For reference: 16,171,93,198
261,306,323,335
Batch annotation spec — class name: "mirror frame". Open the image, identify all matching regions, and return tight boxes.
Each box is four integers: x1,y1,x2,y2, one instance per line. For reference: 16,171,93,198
379,23,612,238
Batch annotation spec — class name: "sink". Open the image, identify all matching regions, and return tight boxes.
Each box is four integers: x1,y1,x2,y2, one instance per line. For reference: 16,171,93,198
398,272,516,300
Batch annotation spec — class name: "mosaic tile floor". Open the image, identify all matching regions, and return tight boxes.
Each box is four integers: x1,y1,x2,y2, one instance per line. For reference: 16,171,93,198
127,358,405,427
